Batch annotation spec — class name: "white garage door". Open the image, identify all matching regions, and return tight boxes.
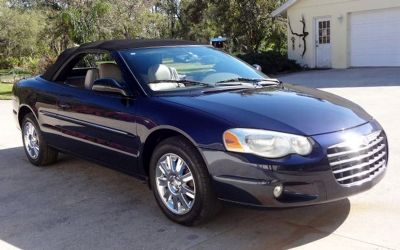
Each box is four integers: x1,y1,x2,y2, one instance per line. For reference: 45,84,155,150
350,8,400,67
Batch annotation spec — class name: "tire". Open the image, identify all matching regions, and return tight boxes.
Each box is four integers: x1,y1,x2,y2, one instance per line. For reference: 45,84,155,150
149,136,221,226
21,113,58,166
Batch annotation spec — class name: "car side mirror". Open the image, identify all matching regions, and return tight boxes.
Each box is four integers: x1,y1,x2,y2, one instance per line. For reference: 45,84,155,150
92,78,127,96
253,64,262,71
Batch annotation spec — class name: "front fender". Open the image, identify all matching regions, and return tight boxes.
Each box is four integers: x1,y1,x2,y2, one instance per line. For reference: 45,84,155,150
136,97,232,150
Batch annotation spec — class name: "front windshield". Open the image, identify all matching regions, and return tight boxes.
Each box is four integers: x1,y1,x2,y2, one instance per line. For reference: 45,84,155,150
120,46,269,92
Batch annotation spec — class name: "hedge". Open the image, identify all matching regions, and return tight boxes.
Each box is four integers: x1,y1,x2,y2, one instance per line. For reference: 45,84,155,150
238,51,302,75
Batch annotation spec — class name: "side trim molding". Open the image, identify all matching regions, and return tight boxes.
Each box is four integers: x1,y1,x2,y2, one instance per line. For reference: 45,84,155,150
40,110,133,137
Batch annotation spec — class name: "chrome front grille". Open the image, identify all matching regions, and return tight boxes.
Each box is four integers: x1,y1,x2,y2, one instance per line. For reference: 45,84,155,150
327,131,387,187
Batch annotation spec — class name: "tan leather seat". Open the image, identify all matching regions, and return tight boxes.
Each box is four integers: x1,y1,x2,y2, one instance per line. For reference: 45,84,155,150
147,64,181,91
84,68,99,89
98,63,123,83
148,64,179,82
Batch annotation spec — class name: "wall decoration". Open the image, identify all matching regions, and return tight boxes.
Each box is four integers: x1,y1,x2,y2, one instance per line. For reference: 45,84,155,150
288,16,309,57
291,37,295,51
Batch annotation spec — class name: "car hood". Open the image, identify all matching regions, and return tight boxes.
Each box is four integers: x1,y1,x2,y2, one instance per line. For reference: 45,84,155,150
160,84,373,136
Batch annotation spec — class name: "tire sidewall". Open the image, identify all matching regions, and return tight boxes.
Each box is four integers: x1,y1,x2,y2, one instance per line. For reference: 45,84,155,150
150,138,208,225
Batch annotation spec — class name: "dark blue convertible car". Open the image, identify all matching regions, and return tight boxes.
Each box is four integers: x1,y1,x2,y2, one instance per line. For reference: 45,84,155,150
12,39,388,225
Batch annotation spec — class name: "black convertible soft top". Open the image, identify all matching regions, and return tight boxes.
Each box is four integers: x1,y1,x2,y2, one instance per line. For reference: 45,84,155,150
42,39,204,81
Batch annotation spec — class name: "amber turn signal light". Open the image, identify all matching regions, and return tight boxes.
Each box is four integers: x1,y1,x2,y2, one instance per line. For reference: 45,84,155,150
223,131,244,152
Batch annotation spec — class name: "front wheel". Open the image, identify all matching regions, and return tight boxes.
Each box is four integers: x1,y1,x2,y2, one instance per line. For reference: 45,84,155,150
149,136,221,225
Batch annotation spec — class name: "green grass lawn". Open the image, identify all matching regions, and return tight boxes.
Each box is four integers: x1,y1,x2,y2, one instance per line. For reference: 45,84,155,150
0,83,13,100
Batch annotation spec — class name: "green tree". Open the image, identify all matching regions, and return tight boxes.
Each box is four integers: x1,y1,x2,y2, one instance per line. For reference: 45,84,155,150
106,0,166,39
205,0,286,53
154,0,286,53
0,0,289,72
0,0,46,67
56,0,111,44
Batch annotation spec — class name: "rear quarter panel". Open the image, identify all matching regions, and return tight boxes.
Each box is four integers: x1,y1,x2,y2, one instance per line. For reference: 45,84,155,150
13,77,61,128
12,77,45,128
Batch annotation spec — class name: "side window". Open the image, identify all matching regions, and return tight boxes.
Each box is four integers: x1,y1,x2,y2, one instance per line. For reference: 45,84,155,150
57,52,124,90
73,53,115,69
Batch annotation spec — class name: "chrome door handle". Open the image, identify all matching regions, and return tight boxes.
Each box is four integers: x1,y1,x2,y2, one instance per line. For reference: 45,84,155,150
58,103,71,110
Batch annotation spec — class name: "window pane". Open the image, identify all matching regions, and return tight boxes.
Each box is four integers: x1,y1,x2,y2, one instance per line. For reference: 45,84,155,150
74,53,114,69
121,46,268,90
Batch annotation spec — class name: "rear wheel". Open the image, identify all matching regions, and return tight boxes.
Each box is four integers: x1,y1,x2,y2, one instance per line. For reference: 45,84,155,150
150,136,221,225
22,113,58,166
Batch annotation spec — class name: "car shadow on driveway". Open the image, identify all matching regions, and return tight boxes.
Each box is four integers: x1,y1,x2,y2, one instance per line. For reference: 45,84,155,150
0,146,350,250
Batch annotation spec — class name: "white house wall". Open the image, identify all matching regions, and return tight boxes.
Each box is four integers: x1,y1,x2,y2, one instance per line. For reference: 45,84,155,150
286,0,400,68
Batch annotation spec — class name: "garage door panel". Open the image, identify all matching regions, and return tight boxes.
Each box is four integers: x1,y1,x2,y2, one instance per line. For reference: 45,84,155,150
350,8,400,67
351,8,400,23
353,42,400,52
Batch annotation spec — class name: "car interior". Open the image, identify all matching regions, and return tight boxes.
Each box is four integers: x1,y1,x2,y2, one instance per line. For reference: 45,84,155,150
127,52,185,91
83,63,123,90
147,64,183,91
122,49,252,90
57,52,184,92
55,52,124,90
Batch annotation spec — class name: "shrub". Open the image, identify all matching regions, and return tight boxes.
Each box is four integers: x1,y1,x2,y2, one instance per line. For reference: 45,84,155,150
237,51,302,75
35,55,57,75
0,57,21,69
0,55,55,76
23,55,56,75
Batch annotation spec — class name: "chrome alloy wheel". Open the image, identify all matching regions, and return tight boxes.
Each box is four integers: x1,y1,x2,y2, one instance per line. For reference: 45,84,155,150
155,153,196,215
23,121,40,160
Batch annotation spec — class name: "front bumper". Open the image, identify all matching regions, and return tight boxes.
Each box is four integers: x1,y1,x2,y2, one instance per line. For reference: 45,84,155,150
200,121,388,207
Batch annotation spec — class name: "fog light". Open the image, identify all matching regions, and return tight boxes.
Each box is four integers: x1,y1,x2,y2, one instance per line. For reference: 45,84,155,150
273,184,283,198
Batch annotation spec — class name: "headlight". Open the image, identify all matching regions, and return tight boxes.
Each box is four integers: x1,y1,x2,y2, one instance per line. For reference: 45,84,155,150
223,128,313,158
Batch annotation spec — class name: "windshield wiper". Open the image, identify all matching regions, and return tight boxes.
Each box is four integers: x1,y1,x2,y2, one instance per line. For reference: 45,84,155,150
149,79,210,87
216,78,281,86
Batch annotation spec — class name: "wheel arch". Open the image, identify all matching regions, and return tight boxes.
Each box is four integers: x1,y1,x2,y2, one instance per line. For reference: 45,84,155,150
141,126,208,182
18,105,38,128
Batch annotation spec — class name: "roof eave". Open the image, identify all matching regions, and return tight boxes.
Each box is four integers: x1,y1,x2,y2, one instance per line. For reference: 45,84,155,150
272,0,299,17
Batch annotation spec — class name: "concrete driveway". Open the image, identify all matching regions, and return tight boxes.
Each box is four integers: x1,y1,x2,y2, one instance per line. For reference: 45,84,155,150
0,68,400,250
278,67,400,88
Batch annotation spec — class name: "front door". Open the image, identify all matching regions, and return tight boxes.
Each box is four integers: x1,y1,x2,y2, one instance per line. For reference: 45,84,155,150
58,88,141,174
315,17,332,68
41,51,142,175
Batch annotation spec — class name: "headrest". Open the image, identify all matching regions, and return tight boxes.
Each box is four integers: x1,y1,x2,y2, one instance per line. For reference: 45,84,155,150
99,63,123,82
84,68,99,89
148,64,175,82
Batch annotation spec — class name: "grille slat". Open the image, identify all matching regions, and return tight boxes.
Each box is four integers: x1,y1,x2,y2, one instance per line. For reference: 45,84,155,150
336,160,386,182
330,143,386,167
337,165,386,187
327,131,387,187
327,136,384,158
333,151,386,174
